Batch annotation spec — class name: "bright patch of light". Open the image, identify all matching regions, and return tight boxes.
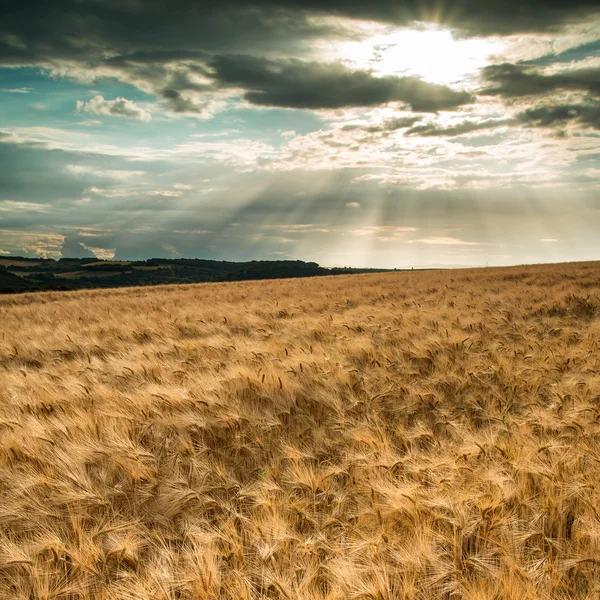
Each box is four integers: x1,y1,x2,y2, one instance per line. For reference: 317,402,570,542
331,25,502,86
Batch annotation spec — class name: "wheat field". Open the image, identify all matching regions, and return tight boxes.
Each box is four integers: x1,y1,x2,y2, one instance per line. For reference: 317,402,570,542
1,262,600,599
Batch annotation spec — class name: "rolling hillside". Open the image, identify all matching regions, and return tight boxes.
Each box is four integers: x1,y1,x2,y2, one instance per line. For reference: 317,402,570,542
0,257,391,294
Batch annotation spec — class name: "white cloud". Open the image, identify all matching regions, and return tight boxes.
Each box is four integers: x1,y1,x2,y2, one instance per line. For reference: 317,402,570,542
353,175,384,183
540,238,559,242
81,244,116,260
87,187,182,198
175,138,276,169
75,119,102,127
66,165,145,180
281,227,330,233
0,230,65,259
76,95,152,122
408,237,482,246
0,200,50,212
345,201,360,207
162,243,181,256
78,231,107,237
1,87,33,93
353,226,418,236
272,224,331,234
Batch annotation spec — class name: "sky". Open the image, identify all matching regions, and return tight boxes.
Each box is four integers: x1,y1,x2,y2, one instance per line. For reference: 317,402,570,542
0,1,599,268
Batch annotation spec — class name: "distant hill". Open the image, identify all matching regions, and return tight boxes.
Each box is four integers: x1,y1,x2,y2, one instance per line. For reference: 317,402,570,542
0,269,42,293
0,256,393,294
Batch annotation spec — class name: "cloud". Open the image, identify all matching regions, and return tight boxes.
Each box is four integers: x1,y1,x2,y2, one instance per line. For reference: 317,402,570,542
87,187,183,198
275,224,331,234
353,226,418,236
0,0,598,66
2,1,595,123
517,102,600,130
481,63,600,98
212,55,473,112
162,243,181,256
60,236,96,258
345,201,360,207
66,165,145,180
307,0,600,35
160,89,215,116
0,200,50,212
1,87,33,93
81,244,116,260
0,230,65,258
406,118,514,137
404,103,600,139
408,237,481,245
76,95,152,121
403,103,600,140
342,116,421,133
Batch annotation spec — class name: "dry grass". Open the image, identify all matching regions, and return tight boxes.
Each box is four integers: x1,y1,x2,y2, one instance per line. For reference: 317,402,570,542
1,262,600,599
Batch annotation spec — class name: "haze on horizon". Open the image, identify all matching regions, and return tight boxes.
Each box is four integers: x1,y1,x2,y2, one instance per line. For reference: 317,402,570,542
0,0,599,269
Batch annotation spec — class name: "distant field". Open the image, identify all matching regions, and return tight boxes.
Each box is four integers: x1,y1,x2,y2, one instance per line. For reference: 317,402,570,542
55,266,197,277
132,265,171,271
0,258,41,267
57,270,127,279
1,262,600,599
84,261,132,267
0,257,376,294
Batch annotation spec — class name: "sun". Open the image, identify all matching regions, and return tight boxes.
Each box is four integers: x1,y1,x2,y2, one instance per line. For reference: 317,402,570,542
332,24,501,87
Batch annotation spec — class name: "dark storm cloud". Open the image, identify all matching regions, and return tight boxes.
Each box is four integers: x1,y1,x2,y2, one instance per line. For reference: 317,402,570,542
517,102,600,129
1,1,598,116
104,50,211,68
0,2,337,66
481,63,600,98
211,55,473,111
1,0,598,61
258,0,600,35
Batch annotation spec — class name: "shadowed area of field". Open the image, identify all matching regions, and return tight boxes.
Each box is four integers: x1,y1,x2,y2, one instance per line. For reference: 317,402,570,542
1,262,600,599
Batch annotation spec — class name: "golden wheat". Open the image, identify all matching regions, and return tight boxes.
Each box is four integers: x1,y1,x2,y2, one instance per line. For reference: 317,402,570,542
1,262,600,599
